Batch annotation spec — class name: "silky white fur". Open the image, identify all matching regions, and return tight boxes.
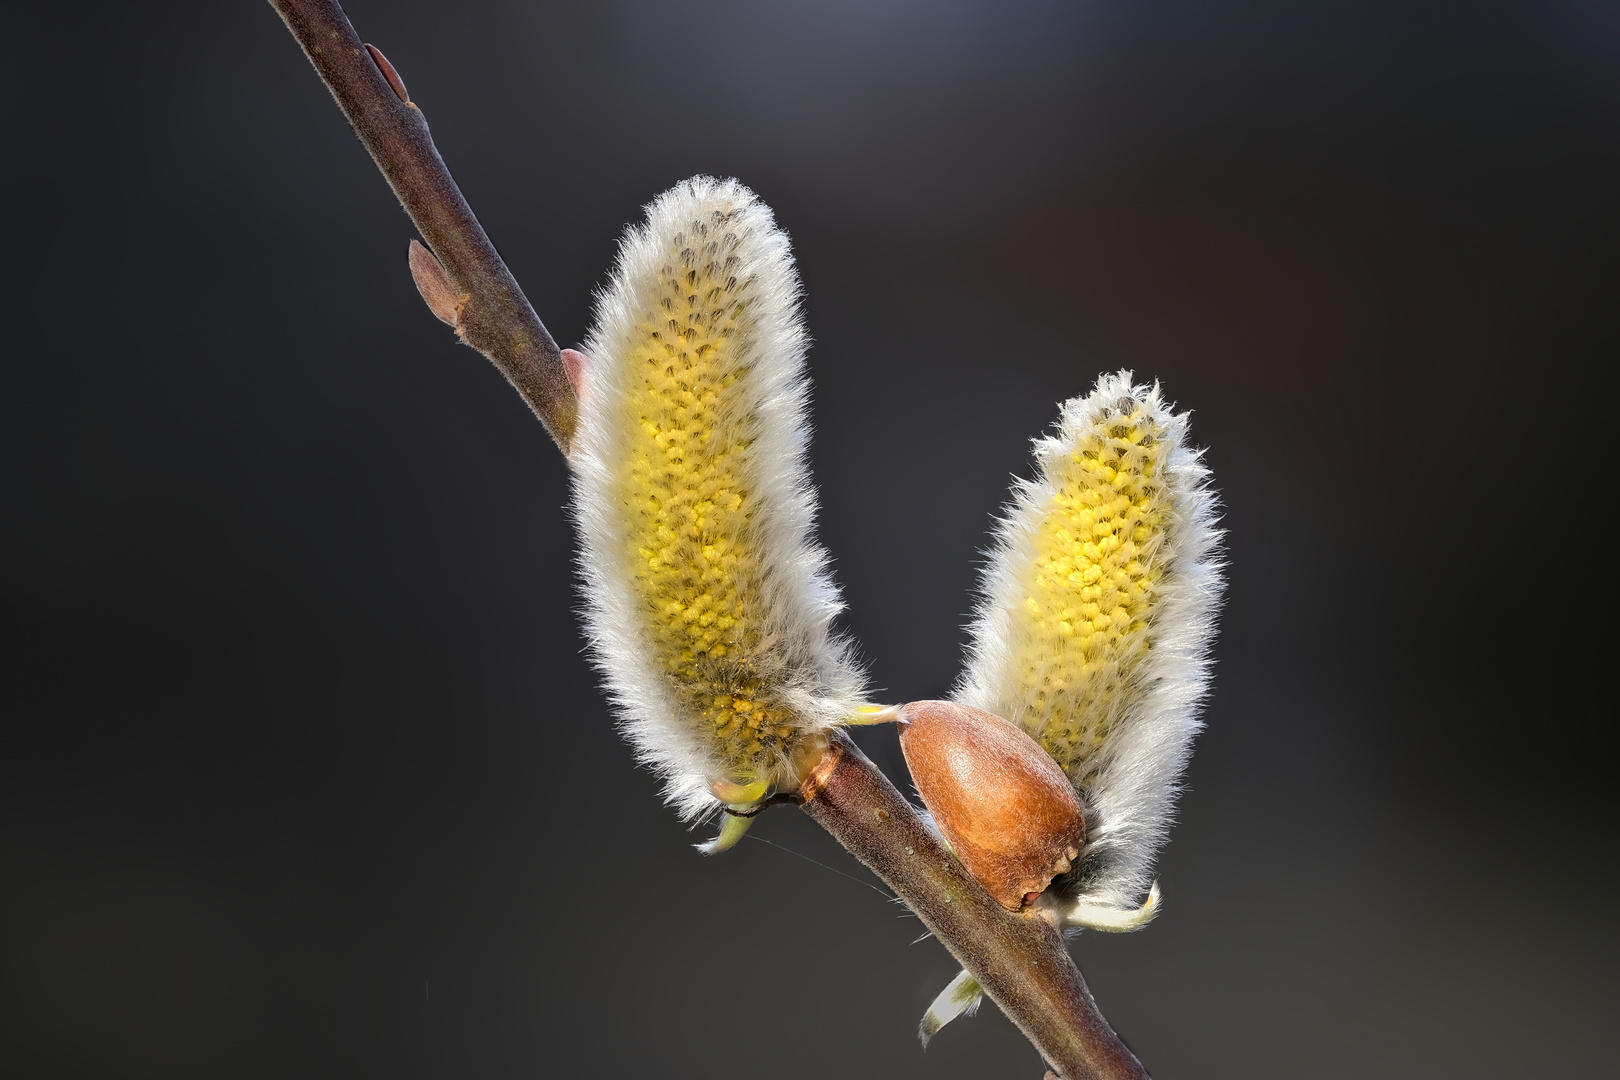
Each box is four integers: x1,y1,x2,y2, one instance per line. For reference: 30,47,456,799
569,177,865,820
957,372,1224,913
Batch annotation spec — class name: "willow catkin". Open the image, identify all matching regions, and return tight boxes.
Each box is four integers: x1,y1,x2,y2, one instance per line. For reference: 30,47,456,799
570,177,864,820
958,372,1223,912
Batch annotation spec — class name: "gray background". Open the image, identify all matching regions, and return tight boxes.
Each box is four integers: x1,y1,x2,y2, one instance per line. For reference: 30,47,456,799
2,1,1615,1076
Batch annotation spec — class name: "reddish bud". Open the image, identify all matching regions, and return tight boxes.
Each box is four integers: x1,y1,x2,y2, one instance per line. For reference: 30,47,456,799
561,348,588,399
408,240,464,328
364,43,411,104
898,700,1085,912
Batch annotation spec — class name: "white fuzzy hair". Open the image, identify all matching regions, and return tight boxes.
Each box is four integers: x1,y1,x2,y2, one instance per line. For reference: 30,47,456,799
956,372,1224,911
569,177,865,820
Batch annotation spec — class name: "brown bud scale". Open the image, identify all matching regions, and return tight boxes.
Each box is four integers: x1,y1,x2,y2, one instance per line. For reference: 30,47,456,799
898,700,1085,912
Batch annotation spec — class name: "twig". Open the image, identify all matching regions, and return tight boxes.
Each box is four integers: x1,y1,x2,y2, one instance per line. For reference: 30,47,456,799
800,732,1148,1080
268,0,577,450
266,3,1149,1076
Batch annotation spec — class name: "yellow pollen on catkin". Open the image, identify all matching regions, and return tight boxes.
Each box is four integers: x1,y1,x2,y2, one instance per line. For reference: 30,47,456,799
610,207,794,782
1010,396,1169,777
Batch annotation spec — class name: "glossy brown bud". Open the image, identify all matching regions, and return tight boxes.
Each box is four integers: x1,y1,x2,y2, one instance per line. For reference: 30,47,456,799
898,700,1085,912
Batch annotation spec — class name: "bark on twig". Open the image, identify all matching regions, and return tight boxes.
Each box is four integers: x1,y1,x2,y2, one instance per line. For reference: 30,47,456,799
267,3,1148,1076
268,0,577,450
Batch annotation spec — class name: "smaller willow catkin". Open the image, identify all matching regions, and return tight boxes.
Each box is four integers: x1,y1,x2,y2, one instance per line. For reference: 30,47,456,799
958,372,1223,911
570,177,864,820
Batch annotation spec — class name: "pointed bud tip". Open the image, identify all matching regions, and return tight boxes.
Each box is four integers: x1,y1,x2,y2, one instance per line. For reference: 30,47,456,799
364,44,411,104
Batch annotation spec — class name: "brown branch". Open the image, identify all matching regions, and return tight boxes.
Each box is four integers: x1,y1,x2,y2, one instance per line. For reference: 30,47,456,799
268,0,577,451
267,3,1148,1076
800,732,1148,1080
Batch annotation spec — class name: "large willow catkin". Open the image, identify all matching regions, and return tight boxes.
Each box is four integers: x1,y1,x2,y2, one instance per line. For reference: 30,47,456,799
570,177,864,820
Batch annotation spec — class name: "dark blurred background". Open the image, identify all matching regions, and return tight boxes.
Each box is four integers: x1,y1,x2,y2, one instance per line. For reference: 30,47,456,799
2,1,1615,1076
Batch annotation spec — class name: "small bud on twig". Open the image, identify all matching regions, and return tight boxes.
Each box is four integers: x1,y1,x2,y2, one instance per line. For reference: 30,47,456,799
364,43,411,104
408,239,465,328
559,348,588,400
